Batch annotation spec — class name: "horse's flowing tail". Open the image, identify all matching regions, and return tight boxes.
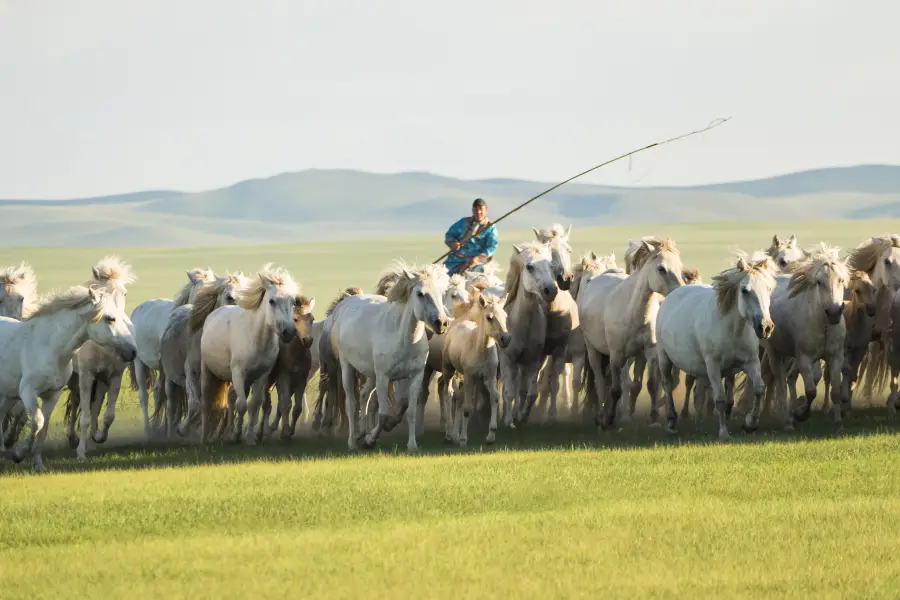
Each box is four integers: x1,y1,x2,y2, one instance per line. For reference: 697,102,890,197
859,338,891,402
127,360,155,393
206,380,231,440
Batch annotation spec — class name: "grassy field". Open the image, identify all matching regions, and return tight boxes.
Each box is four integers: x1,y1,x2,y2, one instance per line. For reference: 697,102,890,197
2,219,900,599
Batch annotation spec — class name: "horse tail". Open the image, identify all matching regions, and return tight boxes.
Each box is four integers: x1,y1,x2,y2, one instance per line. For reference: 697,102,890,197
860,338,890,401
63,372,80,429
126,361,139,391
580,361,597,423
209,382,232,440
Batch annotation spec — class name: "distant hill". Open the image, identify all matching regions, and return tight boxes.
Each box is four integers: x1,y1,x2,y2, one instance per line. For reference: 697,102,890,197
2,164,900,247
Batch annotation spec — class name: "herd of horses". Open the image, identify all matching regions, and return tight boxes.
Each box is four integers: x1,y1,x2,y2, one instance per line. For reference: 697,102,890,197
1,225,899,472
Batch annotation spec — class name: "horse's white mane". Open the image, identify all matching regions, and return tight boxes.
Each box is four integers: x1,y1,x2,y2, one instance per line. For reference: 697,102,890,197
382,260,450,304
26,285,111,321
88,256,136,286
711,250,777,314
237,263,300,310
0,261,38,297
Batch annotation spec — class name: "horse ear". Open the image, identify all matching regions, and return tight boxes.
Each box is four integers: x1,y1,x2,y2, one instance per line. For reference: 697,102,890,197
772,234,781,247
478,293,488,307
186,270,200,284
589,251,597,260
500,293,509,305
787,234,797,247
642,240,654,252
91,266,102,280
402,268,417,280
88,286,103,305
532,227,541,240
565,224,572,239
307,297,316,312
736,257,748,271
512,244,523,254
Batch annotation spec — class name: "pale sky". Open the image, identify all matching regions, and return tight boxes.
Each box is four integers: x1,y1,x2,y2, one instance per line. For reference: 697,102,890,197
1,0,898,198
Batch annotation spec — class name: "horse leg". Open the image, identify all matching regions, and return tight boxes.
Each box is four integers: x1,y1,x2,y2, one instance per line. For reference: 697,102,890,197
437,369,454,443
724,373,735,420
701,358,730,440
680,374,693,420
76,372,95,460
657,346,679,434
340,360,362,450
246,377,269,445
646,346,663,425
362,371,393,450
498,352,517,429
741,357,766,434
456,377,475,447
415,366,434,438
30,389,63,472
629,354,645,420
821,354,846,433
545,352,565,425
95,374,121,444
163,376,179,439
562,362,574,417
693,378,710,426
133,358,153,439
571,353,584,417
791,355,818,427
289,372,310,439
0,396,17,455
403,375,424,452
535,356,550,422
90,380,106,441
786,361,801,415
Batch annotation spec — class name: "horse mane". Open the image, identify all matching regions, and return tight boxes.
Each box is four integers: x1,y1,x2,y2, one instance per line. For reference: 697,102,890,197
188,272,248,332
682,267,702,284
0,262,38,299
711,250,777,314
847,269,874,310
448,274,466,291
326,287,363,317
847,235,900,275
534,223,569,243
237,263,299,311
26,285,108,321
86,256,136,287
383,260,450,304
174,267,215,307
503,241,550,308
374,270,400,296
625,236,678,273
786,242,850,297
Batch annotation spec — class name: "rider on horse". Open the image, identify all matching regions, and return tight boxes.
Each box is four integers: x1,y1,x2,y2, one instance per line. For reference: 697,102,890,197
442,198,499,276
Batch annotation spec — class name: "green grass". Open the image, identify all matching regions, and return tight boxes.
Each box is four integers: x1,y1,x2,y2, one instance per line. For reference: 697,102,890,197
2,219,900,599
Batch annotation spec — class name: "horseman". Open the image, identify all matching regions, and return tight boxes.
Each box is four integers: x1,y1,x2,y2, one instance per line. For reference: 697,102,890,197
443,198,499,276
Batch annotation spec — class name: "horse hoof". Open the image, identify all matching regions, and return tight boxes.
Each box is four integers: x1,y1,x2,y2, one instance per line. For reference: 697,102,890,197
443,436,454,445
67,435,79,449
361,437,377,450
92,431,107,444
648,422,663,429
407,443,419,453
742,421,759,433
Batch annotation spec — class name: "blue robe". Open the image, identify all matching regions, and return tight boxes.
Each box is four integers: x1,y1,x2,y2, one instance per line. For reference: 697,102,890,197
443,217,499,275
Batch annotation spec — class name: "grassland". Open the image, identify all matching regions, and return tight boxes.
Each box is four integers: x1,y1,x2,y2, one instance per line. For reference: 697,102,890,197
2,220,900,599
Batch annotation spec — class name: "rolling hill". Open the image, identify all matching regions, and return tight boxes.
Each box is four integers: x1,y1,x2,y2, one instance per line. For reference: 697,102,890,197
2,164,899,247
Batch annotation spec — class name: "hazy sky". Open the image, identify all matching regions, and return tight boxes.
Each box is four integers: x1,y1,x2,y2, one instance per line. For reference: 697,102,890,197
1,0,898,198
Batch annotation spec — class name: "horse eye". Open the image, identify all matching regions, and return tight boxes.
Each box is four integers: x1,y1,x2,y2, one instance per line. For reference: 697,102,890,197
657,266,666,274
269,299,275,306
526,264,534,272
885,257,892,266
416,290,425,297
741,288,750,295
487,315,494,321
106,316,116,323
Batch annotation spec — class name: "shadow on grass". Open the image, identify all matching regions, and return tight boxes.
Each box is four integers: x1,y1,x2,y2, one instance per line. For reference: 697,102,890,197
3,405,899,477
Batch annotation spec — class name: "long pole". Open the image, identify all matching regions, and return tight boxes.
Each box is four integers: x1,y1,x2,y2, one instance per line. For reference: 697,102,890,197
432,117,732,264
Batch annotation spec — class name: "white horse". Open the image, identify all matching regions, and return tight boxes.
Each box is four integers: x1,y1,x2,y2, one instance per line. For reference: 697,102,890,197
128,267,217,438
197,265,299,444
497,242,558,427
656,252,777,439
62,256,137,459
330,261,450,451
0,285,136,471
0,262,38,447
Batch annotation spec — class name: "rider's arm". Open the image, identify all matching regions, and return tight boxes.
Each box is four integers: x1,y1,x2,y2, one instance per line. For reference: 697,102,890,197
444,218,465,250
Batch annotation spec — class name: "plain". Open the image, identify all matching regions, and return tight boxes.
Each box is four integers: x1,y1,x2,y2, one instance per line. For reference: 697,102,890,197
1,219,899,600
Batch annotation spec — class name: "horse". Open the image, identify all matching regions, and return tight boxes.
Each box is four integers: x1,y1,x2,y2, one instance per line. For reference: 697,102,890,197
758,243,850,432
158,272,246,438
197,264,299,444
0,285,136,471
496,242,558,428
581,237,685,430
524,224,577,425
0,262,38,447
849,235,900,404
656,251,777,439
330,261,450,451
0,262,38,319
312,287,363,435
61,256,137,459
128,267,217,438
438,290,511,446
263,294,316,440
767,234,809,272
